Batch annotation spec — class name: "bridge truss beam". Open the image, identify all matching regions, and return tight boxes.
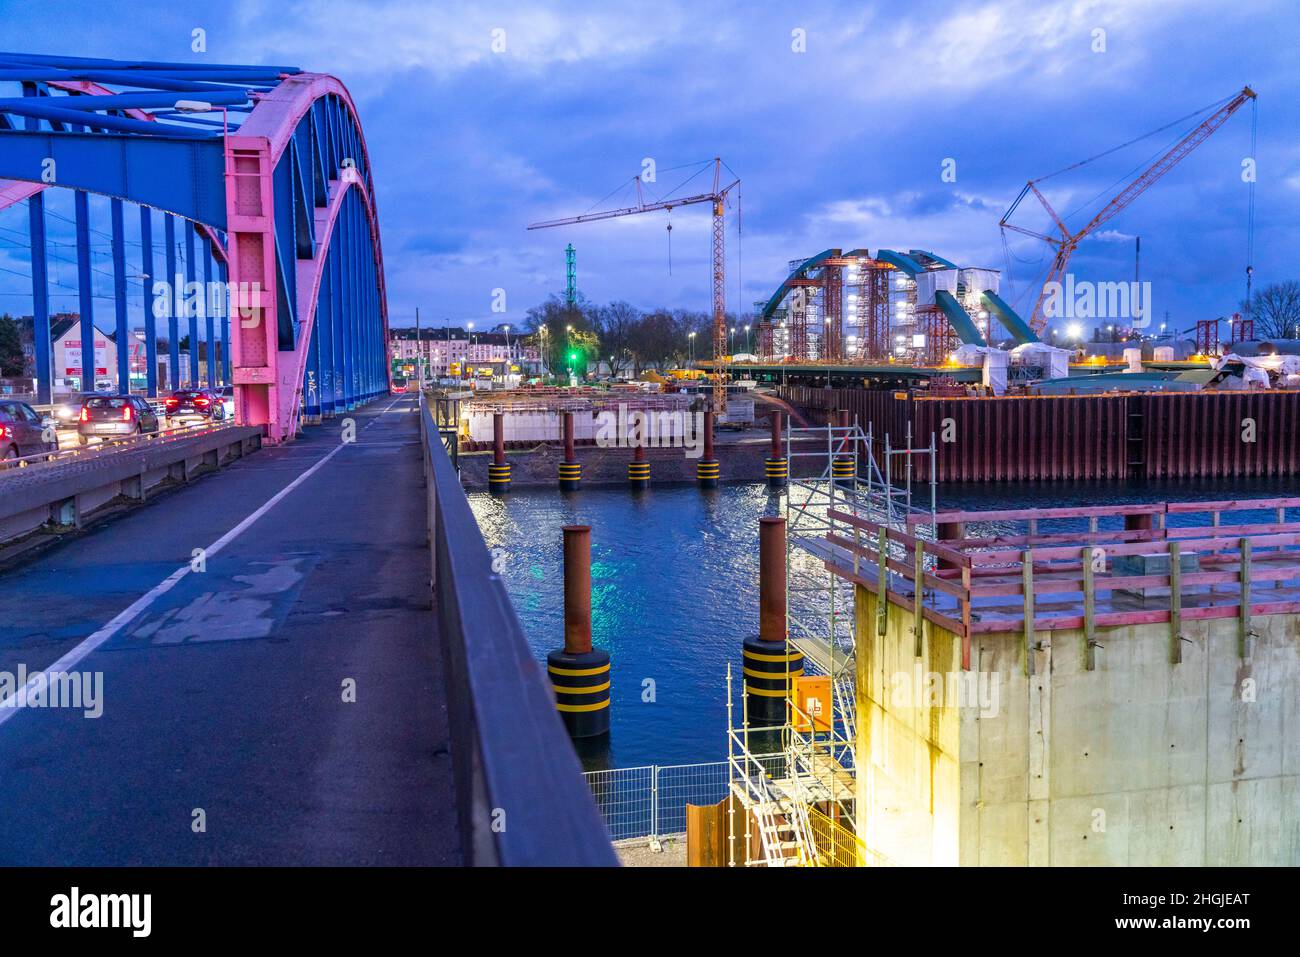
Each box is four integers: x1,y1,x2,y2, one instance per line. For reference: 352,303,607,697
0,55,389,440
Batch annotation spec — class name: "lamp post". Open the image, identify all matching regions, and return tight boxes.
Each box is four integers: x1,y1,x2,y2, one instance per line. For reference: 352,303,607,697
688,330,697,364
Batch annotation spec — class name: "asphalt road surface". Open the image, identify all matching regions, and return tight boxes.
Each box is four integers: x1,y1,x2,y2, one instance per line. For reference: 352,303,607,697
0,394,459,865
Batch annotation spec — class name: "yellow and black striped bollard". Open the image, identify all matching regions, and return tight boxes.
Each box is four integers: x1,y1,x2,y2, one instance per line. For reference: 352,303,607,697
550,526,610,737
765,457,788,488
697,458,720,488
742,637,804,726
489,411,510,494
628,445,649,490
547,647,611,738
558,460,582,491
767,412,787,488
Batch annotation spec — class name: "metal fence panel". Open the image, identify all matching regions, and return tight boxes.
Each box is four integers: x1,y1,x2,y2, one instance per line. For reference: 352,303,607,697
585,765,654,842
586,755,785,842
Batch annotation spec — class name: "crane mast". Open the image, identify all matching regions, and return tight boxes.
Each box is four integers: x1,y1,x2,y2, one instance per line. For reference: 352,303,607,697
1002,86,1256,333
529,158,739,411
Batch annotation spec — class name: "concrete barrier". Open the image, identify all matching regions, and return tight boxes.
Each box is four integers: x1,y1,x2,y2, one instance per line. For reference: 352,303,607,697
0,426,262,548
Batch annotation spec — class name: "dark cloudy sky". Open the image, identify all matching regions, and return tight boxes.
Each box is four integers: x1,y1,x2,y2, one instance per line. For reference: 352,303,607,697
1,0,1296,336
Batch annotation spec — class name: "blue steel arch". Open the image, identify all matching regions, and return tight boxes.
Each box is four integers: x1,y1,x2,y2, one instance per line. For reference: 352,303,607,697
756,246,1039,351
758,248,839,322
0,54,390,438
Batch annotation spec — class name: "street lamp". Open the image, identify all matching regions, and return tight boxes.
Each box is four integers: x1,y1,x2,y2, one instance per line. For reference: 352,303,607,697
744,324,751,354
688,330,697,364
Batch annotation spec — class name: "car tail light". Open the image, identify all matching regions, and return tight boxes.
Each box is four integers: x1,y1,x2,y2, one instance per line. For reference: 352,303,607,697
79,407,89,422
165,397,178,408
122,405,134,422
0,424,7,440
195,397,210,407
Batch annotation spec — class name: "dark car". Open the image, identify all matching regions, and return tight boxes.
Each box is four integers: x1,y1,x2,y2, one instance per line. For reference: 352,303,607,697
54,391,109,426
164,389,227,426
0,400,59,462
77,395,160,445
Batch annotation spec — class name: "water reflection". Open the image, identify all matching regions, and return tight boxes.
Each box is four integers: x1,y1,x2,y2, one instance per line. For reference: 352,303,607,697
469,477,1291,767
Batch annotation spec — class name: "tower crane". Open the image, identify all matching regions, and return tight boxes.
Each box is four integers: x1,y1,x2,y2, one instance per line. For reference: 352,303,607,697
1001,86,1257,334
528,157,740,411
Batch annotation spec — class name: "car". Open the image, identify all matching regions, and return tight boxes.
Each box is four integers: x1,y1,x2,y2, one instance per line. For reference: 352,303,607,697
163,389,228,427
77,395,160,445
54,391,109,426
219,385,235,419
0,400,59,462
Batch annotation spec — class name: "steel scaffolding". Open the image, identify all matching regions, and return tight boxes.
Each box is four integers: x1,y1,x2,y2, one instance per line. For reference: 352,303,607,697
726,413,934,866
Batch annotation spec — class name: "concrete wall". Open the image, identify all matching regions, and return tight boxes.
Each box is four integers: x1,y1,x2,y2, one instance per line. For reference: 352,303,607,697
854,583,1300,865
457,437,833,489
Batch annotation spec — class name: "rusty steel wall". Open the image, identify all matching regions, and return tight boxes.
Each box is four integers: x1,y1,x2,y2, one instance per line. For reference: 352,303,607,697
780,386,1300,483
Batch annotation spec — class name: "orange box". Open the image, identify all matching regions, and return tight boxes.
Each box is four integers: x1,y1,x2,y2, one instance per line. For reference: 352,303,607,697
792,675,833,732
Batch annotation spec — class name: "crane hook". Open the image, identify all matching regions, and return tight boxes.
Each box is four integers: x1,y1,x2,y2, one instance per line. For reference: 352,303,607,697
666,220,673,276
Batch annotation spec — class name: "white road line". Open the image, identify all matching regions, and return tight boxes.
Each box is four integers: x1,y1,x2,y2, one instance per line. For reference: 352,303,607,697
0,396,405,727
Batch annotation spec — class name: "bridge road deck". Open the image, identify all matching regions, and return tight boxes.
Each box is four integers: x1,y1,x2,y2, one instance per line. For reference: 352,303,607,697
0,394,459,864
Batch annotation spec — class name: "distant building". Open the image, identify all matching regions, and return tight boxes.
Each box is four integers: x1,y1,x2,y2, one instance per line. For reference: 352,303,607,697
390,326,539,376
49,316,120,393
13,314,179,393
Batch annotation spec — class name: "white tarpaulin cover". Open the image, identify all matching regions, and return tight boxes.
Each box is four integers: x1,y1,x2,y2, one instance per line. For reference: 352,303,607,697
914,268,958,306
1010,342,1071,379
1124,347,1143,372
951,344,1008,394
960,268,999,297
1216,353,1300,389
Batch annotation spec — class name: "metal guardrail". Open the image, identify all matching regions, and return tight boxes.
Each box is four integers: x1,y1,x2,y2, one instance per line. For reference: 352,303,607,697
0,423,261,547
1,420,237,473
419,394,617,866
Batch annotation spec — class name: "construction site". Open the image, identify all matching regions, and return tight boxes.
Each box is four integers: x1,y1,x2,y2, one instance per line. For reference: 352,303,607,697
710,423,1300,867
457,82,1300,869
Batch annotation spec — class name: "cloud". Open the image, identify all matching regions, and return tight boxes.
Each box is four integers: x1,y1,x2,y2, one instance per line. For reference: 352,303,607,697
230,0,689,85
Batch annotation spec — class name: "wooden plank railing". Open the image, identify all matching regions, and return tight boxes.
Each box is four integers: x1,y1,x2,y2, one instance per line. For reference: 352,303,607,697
822,500,1300,671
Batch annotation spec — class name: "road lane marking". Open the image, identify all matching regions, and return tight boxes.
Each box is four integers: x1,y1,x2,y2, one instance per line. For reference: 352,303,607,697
0,395,407,727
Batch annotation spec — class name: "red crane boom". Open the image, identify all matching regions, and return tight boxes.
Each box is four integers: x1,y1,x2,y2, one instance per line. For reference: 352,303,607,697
1001,86,1256,333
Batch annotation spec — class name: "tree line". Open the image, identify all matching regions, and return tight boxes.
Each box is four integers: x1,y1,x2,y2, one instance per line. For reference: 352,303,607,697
523,294,751,378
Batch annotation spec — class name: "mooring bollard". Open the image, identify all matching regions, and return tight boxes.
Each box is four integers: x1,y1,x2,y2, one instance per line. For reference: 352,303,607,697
831,408,855,486
697,405,719,489
546,525,611,738
628,442,650,490
742,516,803,727
488,411,510,493
765,411,788,488
558,410,581,491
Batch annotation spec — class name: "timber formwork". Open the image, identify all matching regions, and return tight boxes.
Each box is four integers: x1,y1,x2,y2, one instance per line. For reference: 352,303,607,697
825,498,1300,671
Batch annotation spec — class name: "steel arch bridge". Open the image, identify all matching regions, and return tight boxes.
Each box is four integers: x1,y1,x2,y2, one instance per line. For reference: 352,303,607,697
0,53,390,442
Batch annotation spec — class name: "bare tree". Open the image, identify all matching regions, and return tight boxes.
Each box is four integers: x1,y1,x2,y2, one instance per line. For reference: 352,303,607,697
628,309,681,373
1243,281,1300,339
593,301,639,377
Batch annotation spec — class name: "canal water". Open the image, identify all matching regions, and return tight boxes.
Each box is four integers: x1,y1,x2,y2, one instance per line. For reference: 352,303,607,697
468,475,1296,770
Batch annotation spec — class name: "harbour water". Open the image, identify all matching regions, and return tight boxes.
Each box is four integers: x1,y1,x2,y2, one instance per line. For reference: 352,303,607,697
469,475,1296,770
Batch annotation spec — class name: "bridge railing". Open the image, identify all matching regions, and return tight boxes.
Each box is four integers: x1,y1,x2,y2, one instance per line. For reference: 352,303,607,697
419,394,617,866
